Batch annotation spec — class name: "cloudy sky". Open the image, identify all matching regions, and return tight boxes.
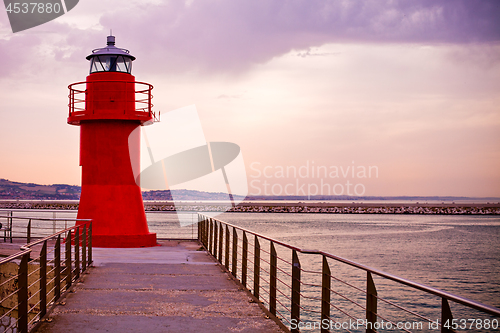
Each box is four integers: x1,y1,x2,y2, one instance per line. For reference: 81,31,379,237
0,0,499,197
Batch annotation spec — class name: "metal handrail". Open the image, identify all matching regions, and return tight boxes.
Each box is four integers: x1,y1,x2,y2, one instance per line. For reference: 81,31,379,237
199,214,500,316
67,80,157,121
0,217,93,333
20,222,91,250
0,215,86,222
0,214,90,243
198,213,500,333
0,249,31,265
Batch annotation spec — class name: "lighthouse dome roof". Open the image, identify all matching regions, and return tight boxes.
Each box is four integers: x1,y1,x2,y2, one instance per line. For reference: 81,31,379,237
87,35,135,74
86,35,136,61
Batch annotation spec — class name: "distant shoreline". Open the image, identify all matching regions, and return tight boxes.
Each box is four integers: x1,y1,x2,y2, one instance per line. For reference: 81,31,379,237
1,200,499,215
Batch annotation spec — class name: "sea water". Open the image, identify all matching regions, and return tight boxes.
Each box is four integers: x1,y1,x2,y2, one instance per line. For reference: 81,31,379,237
209,212,500,332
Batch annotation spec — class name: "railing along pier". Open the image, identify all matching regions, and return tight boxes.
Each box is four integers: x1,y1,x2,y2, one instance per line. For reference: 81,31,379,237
0,216,92,333
197,214,500,333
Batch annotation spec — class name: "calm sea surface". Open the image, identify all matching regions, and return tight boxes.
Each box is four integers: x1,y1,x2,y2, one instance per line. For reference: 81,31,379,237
4,209,499,331
149,211,500,330
211,213,500,303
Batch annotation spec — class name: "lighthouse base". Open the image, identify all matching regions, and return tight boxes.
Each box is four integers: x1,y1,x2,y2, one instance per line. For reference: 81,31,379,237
92,233,157,248
76,183,157,248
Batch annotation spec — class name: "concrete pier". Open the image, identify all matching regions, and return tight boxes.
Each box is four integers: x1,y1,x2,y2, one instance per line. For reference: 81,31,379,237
36,240,283,333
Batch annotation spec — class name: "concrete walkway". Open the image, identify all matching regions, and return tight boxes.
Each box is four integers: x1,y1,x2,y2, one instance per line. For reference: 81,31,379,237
37,240,283,333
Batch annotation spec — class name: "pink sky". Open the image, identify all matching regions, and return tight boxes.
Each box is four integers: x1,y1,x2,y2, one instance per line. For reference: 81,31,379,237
0,0,499,197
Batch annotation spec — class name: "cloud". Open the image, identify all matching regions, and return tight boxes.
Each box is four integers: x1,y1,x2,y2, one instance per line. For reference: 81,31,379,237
1,0,499,78
0,24,103,78
296,47,340,58
217,93,245,100
95,0,500,74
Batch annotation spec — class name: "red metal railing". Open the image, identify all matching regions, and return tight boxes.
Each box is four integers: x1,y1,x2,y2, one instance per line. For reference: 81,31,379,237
68,81,159,123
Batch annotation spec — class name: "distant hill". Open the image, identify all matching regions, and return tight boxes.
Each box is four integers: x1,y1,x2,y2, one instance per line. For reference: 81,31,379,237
0,178,498,202
0,178,245,201
0,179,81,200
142,189,246,201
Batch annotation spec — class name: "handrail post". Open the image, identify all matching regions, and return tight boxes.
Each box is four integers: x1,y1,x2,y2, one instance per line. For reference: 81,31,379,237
40,240,47,318
441,298,455,333
69,85,73,115
65,230,72,289
254,236,260,299
18,253,29,333
88,222,92,265
214,219,218,255
270,242,277,316
197,216,201,242
208,218,215,253
242,231,248,288
225,225,230,270
321,256,331,333
82,225,87,271
75,227,80,279
213,220,219,259
209,218,214,254
9,211,13,242
204,219,208,248
206,219,210,248
366,272,378,333
218,223,223,264
6,210,12,242
201,218,205,246
291,250,301,333
55,234,61,301
52,212,56,234
68,87,71,115
232,227,238,277
198,219,205,245
206,218,210,251
148,85,152,113
27,219,31,244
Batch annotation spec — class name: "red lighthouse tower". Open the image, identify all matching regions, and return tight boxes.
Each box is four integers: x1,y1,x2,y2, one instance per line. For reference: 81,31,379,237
68,35,157,248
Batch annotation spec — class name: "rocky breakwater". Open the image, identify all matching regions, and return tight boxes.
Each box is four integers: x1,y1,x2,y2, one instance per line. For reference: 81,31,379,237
144,202,500,215
1,201,499,215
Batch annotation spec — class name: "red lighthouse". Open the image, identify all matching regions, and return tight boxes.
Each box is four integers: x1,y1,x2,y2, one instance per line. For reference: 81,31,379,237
68,35,157,248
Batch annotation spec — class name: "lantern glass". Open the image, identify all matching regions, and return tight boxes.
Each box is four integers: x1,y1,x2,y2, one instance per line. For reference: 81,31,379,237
90,55,132,74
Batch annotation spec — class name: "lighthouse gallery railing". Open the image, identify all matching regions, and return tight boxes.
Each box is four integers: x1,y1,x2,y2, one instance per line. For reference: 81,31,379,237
68,80,158,121
197,214,500,333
